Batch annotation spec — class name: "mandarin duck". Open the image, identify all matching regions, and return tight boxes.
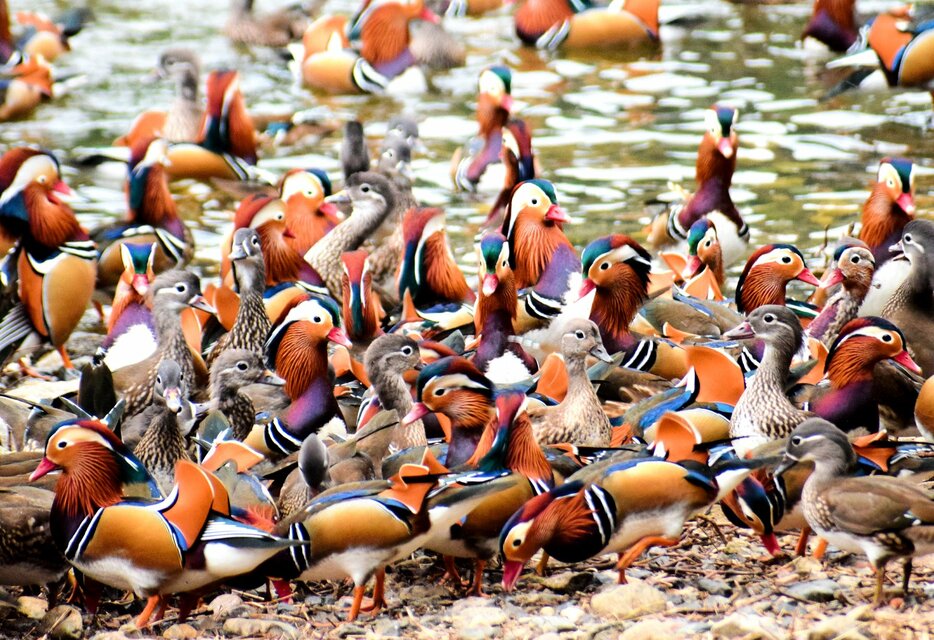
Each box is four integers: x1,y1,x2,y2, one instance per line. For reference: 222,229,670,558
406,356,495,468
685,217,725,290
304,171,397,299
115,49,202,148
133,359,192,494
735,244,821,315
808,241,874,347
880,220,934,376
244,296,351,457
363,334,427,452
225,0,307,48
503,179,574,290
777,419,934,606
274,433,330,519
121,357,191,449
516,0,659,50
205,349,281,441
94,137,193,290
30,419,298,627
0,483,66,592
452,65,513,192
166,69,258,181
102,242,156,357
487,119,536,226
0,148,97,372
279,167,341,256
800,317,921,433
208,228,271,367
341,249,384,346
399,206,475,311
725,306,812,455
646,105,748,265
528,319,613,446
859,158,915,267
500,447,763,590
0,54,52,121
4,8,85,63
801,0,858,52
111,270,212,417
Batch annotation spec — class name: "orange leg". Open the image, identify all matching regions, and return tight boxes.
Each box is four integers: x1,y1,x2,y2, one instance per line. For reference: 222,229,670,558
347,585,366,622
136,595,161,628
17,357,52,380
359,569,386,614
794,526,812,557
535,552,550,577
57,346,75,371
615,536,680,584
813,537,828,560
466,560,488,597
92,300,106,324
441,555,467,586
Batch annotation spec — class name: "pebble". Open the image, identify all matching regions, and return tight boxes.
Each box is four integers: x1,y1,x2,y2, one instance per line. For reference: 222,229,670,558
560,605,585,624
620,620,683,640
16,595,48,620
787,556,823,575
711,614,778,640
452,605,508,628
785,579,841,603
208,593,246,618
801,615,868,640
222,617,299,639
40,605,83,640
589,580,667,619
336,624,367,637
455,626,497,640
539,571,596,593
698,577,731,596
162,623,199,639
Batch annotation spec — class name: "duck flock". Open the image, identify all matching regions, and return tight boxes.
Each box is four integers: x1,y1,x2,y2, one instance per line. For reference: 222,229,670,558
2,0,934,633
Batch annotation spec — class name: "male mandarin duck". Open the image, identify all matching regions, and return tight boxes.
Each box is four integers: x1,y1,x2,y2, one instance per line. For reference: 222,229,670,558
0,54,52,121
115,49,202,148
472,233,539,383
102,243,156,356
0,148,97,371
30,419,297,627
244,296,351,457
880,220,934,377
859,157,915,267
735,244,821,315
363,334,428,452
502,179,573,290
646,105,749,265
225,0,307,48
418,389,555,595
452,65,513,192
724,306,812,455
685,217,725,293
808,240,874,347
94,137,193,290
487,119,536,226
802,317,921,433
776,419,934,606
278,167,342,256
165,69,258,182
500,448,763,591
341,249,384,346
399,206,475,310
528,319,613,447
208,228,272,368
514,0,659,51
406,356,495,468
801,0,858,52
5,8,84,63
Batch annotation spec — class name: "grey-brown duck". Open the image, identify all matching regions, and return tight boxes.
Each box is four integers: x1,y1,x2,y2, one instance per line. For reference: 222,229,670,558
808,240,875,348
363,334,426,452
133,359,191,494
206,349,282,442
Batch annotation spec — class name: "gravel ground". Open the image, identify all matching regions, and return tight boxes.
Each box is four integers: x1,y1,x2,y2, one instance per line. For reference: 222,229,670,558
3,516,933,640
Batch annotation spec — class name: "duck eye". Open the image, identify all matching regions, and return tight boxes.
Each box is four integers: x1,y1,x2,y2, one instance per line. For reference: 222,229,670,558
763,314,774,323
175,284,187,293
575,330,585,339
57,441,67,449
704,240,711,247
882,334,893,343
252,237,260,246
156,376,162,385
237,361,248,371
531,198,538,206
781,256,792,264
38,175,48,184
790,436,802,447
600,262,610,271
904,234,913,244
512,538,522,547
850,256,859,264
401,346,413,355
887,179,895,188
434,388,445,397
361,184,371,193
313,316,322,323
386,150,394,158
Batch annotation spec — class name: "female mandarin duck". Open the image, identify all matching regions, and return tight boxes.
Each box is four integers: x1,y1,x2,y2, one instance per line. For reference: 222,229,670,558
646,105,748,265
487,119,536,226
341,249,384,347
30,419,297,627
0,55,52,121
859,157,915,267
803,317,921,433
0,148,96,372
801,0,858,52
278,168,342,256
133,359,191,494
500,447,762,591
166,69,258,181
103,243,156,359
244,295,351,457
406,356,495,468
528,319,614,447
735,244,821,314
514,0,659,51
472,232,538,383
95,137,193,290
205,349,282,442
225,0,307,48
776,419,934,606
808,240,875,347
399,206,475,310
452,65,513,192
363,334,427,452
115,49,202,148
502,179,573,290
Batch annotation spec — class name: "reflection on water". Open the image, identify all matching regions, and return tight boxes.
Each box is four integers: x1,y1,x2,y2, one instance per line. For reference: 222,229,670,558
7,0,932,287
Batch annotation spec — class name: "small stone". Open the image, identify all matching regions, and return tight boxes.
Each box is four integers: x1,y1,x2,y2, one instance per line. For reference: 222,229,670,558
16,596,48,620
540,606,555,616
589,580,667,619
540,571,596,593
222,618,298,639
697,578,731,596
455,626,497,640
802,616,867,640
785,579,840,602
373,619,402,637
787,556,823,575
620,620,682,640
711,614,777,640
208,593,245,618
453,605,508,628
40,605,83,640
163,623,199,639
560,605,585,624
336,624,366,637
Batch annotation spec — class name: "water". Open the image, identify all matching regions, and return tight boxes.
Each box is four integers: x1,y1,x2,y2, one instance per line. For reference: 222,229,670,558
8,0,934,286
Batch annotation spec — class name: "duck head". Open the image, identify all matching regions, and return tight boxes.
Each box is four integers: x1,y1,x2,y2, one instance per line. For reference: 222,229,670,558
504,179,567,242
150,269,213,315
736,244,819,314
154,48,201,100
475,231,516,335
892,219,934,289
154,359,186,415
364,333,420,381
703,105,738,161
228,227,266,293
405,356,494,431
819,241,874,294
876,157,915,216
210,349,283,399
279,168,342,252
825,317,920,388
686,218,722,281
0,147,78,246
230,194,301,286
560,318,613,363
127,137,174,225
774,418,857,478
118,242,156,298
724,305,803,354
478,64,513,117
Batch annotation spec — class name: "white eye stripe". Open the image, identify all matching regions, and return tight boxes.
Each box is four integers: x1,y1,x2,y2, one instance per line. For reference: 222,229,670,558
754,249,798,266
836,326,899,346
